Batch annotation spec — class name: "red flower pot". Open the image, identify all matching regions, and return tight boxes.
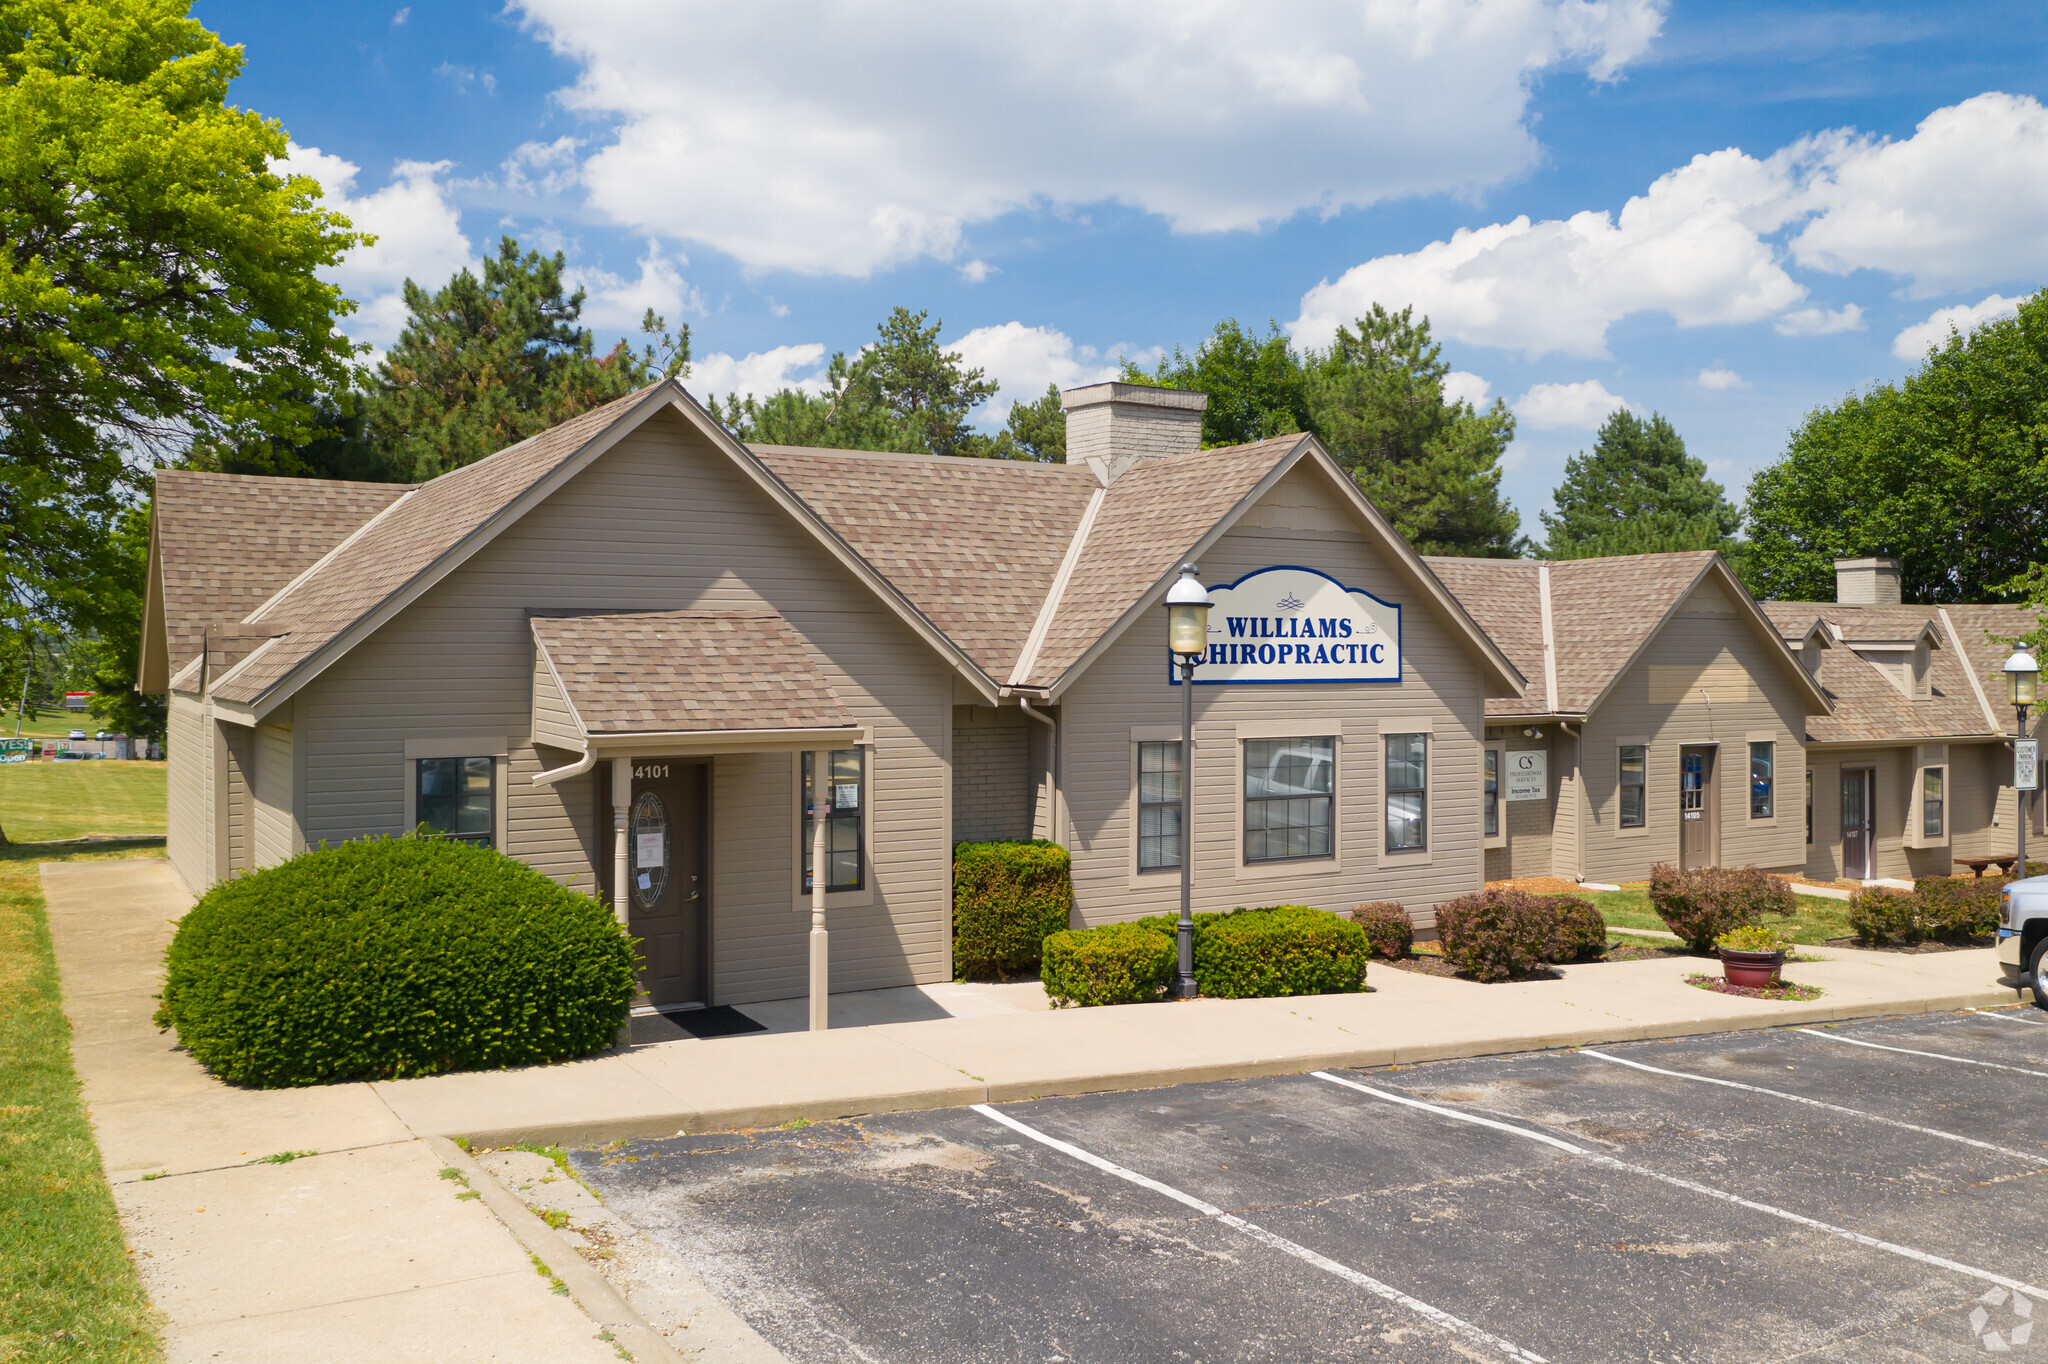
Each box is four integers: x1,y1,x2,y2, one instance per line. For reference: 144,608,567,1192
1721,948,1785,989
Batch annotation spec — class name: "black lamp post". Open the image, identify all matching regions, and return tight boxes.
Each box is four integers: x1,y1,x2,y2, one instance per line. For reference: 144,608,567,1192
1165,564,1211,1001
2006,646,2039,875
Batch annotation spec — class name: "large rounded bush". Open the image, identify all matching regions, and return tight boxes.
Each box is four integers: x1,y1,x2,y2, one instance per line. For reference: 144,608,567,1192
1648,863,1794,952
1349,902,1413,960
1434,890,1554,981
154,837,638,1087
1041,922,1174,1007
1544,896,1609,962
954,840,1074,979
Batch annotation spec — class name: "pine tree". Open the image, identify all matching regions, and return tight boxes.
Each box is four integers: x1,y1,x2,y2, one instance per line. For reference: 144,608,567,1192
1541,410,1739,560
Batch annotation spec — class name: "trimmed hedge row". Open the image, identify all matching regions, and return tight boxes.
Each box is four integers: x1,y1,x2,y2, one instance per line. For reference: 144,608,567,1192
1850,873,2013,946
953,841,1074,979
154,837,638,1087
1432,890,1608,982
1648,863,1794,951
1042,905,1371,1006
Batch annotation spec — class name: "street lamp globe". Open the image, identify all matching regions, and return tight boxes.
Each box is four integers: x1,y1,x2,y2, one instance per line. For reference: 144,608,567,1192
2006,646,2039,713
1166,564,1210,657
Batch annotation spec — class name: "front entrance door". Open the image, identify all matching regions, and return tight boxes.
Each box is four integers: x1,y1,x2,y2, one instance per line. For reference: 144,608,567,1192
1841,768,1874,880
1679,746,1717,869
600,760,708,1008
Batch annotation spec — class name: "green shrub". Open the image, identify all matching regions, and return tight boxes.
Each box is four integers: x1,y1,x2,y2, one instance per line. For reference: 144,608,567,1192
953,841,1074,979
1648,863,1795,952
1041,923,1175,1007
154,837,638,1087
1190,906,1370,999
1849,886,1919,946
1434,890,1556,982
1544,896,1609,962
1349,902,1413,960
1911,875,2003,941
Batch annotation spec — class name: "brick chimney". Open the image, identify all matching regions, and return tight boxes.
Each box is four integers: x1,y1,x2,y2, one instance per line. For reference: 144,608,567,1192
1834,556,1903,605
1062,382,1207,485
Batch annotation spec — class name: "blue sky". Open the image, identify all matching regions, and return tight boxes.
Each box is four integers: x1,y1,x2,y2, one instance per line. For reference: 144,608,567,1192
202,1,2048,537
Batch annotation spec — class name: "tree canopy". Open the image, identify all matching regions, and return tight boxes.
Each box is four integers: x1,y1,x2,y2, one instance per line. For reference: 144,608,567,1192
1540,410,1740,560
1744,288,2048,603
0,0,361,643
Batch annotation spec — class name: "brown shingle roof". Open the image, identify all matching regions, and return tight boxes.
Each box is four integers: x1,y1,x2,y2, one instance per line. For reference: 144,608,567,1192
153,470,410,675
753,446,1100,677
209,386,664,704
1762,600,2024,743
1423,558,1543,710
532,611,856,736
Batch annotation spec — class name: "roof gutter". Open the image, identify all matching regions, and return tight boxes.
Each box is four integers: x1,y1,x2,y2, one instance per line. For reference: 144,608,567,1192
531,748,595,788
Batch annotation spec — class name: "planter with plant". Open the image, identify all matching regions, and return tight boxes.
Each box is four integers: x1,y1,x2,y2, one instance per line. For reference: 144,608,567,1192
1714,923,1792,988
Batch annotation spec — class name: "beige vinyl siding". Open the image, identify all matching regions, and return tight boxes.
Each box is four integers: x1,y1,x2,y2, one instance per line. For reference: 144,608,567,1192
1806,744,1990,881
1057,463,1487,932
223,724,252,875
1488,732,1557,880
953,705,1033,843
1949,741,2009,862
285,406,954,1005
1579,574,1810,883
166,693,210,891
252,722,295,869
1551,729,1581,879
530,650,581,751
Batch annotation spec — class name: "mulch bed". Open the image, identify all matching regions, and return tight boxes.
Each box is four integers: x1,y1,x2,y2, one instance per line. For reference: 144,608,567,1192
1824,936,1991,955
1685,973,1824,1001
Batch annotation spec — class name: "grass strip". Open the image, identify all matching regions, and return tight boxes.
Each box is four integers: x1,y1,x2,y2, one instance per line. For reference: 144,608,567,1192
1574,887,1855,945
0,765,167,844
0,844,164,1363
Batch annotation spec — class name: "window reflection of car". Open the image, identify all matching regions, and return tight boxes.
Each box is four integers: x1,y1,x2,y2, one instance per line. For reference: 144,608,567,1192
54,750,88,761
1248,745,1333,798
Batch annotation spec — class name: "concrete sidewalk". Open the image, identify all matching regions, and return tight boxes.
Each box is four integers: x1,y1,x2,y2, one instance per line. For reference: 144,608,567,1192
50,858,2030,1359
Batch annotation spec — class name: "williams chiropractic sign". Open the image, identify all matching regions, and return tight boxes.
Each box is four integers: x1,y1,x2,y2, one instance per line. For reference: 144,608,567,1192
1174,566,1401,685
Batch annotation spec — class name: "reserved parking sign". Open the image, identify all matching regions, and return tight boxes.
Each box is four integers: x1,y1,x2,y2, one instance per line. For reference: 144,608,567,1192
2018,738,2039,791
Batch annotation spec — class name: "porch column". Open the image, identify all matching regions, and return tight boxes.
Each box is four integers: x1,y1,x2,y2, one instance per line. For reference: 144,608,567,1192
612,755,632,930
809,748,830,1031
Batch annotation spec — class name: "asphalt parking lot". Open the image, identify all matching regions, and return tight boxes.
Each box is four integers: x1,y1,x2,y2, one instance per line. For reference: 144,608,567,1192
575,1007,2048,1362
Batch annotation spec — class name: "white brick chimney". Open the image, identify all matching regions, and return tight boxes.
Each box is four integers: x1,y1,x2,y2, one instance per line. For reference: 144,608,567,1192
1835,556,1903,605
1062,382,1208,485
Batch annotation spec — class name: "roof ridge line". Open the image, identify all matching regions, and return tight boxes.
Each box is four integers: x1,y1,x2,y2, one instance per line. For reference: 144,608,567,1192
1939,606,2003,732
1008,485,1108,687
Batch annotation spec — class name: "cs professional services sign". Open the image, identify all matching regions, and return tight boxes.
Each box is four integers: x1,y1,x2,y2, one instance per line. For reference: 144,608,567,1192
1175,566,1401,685
1505,750,1546,801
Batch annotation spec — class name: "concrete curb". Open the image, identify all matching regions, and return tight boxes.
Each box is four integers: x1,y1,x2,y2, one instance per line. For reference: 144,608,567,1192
455,984,2031,1148
427,1136,685,1364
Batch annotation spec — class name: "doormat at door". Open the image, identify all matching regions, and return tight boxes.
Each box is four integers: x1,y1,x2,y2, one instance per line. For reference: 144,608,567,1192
630,1005,769,1044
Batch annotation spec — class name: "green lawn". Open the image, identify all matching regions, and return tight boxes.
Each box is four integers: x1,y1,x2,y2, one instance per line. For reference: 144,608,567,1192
1572,887,1856,945
0,841,164,1363
2,712,102,741
0,763,166,843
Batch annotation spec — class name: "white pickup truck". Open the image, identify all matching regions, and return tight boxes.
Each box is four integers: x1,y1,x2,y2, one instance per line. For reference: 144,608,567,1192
1998,877,2048,1001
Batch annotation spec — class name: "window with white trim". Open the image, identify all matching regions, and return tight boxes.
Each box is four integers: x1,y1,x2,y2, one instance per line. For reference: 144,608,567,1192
1749,742,1774,819
1619,745,1646,829
416,757,494,846
1385,733,1427,852
1137,740,1183,872
1922,766,1944,839
1244,737,1334,863
1483,748,1499,840
801,749,864,892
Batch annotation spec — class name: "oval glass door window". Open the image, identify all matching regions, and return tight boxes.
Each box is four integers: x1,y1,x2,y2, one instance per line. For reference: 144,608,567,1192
631,792,668,910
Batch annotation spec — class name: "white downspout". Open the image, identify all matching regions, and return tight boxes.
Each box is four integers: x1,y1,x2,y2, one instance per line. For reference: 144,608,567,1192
1018,696,1057,844
531,748,594,787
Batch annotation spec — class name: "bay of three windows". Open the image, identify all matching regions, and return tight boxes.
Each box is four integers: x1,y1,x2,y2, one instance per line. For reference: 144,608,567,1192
1137,733,1429,872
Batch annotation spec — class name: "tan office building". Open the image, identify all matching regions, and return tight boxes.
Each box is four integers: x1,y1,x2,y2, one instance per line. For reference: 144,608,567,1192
144,380,1524,1010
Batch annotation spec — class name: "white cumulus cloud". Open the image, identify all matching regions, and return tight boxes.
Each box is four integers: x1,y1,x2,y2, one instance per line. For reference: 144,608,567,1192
564,239,702,332
1442,370,1493,409
688,345,832,405
1696,367,1749,389
1516,380,1632,430
502,136,582,195
947,322,1135,418
1293,92,2048,360
512,0,1664,276
1891,293,2024,360
279,143,473,349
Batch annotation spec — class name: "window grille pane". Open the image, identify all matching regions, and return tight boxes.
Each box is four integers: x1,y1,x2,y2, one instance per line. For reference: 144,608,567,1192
1619,746,1645,829
1384,734,1427,851
1484,749,1499,838
1242,737,1335,863
417,756,493,846
803,748,864,891
1749,742,1774,819
1923,768,1943,838
1137,741,1183,871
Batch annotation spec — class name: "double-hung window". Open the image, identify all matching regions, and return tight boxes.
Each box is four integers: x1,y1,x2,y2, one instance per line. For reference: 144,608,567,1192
1483,748,1499,840
1385,734,1427,852
1619,745,1646,829
1137,741,1183,872
801,749,864,892
1922,767,1944,839
1244,737,1334,863
416,757,494,847
1749,741,1775,819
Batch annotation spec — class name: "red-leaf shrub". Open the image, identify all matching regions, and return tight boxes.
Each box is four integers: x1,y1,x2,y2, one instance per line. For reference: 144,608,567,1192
1434,890,1555,982
1648,863,1795,952
1349,902,1414,960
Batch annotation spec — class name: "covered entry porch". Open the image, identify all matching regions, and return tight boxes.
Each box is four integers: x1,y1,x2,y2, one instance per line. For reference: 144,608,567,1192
528,609,869,1027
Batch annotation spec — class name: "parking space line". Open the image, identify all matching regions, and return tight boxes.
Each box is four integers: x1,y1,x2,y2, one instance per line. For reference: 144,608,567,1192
1311,1072,2048,1305
1971,1008,2048,1027
1580,1049,2048,1166
1796,1028,2048,1076
971,1103,1549,1363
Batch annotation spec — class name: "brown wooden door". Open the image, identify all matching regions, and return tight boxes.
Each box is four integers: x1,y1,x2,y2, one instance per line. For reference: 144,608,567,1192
1841,768,1872,880
599,760,708,1008
1679,746,1717,869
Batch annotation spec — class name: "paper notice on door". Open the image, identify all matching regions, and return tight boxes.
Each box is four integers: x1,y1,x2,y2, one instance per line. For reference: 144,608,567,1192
636,871,652,890
636,831,664,867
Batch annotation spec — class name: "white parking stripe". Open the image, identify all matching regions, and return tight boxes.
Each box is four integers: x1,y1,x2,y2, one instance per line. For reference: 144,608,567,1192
972,1102,1549,1363
1797,1028,2048,1076
1311,1072,2048,1305
1580,1049,2048,1166
1971,1008,2048,1027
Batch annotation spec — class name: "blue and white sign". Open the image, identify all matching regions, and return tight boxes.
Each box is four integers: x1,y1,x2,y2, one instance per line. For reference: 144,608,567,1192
1174,565,1401,685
